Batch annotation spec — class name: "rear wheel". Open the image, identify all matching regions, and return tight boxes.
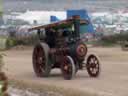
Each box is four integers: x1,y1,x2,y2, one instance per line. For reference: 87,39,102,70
86,54,100,77
32,43,51,77
61,56,76,80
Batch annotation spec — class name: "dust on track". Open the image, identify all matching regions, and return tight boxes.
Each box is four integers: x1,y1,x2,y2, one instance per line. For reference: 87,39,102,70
3,46,128,96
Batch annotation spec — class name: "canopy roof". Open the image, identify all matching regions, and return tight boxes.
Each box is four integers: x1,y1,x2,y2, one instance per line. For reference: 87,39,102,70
29,18,89,31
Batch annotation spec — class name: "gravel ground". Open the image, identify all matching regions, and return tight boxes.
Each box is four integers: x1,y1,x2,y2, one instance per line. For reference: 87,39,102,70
8,87,63,96
3,46,128,96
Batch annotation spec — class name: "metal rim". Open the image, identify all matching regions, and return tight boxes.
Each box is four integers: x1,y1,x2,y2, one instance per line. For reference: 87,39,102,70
86,54,100,77
61,56,75,80
76,43,87,60
33,44,46,76
77,44,87,56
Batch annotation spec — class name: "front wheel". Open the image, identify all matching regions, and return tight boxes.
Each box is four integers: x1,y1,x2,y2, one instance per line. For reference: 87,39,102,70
86,54,100,77
61,56,76,80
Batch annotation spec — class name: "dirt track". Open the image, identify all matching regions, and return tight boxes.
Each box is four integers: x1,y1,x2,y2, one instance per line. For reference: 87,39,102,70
2,46,128,96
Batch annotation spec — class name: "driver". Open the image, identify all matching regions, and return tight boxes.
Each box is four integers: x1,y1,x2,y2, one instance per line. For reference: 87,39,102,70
46,28,56,48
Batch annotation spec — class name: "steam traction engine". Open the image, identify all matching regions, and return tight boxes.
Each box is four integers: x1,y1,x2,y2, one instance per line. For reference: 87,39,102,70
29,16,100,80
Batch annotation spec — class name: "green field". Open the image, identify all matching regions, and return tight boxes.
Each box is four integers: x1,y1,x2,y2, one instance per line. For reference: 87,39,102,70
0,37,7,50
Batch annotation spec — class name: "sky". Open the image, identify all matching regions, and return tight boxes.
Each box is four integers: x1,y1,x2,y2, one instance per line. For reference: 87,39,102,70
3,0,128,13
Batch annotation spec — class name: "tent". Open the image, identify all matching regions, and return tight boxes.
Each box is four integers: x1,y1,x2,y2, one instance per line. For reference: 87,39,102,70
50,16,60,22
67,9,95,33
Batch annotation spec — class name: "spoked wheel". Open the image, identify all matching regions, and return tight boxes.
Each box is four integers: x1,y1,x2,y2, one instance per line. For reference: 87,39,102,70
61,56,76,80
86,54,100,77
32,43,51,77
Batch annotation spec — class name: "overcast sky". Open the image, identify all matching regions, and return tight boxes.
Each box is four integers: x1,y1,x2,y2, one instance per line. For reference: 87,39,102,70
3,0,128,13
